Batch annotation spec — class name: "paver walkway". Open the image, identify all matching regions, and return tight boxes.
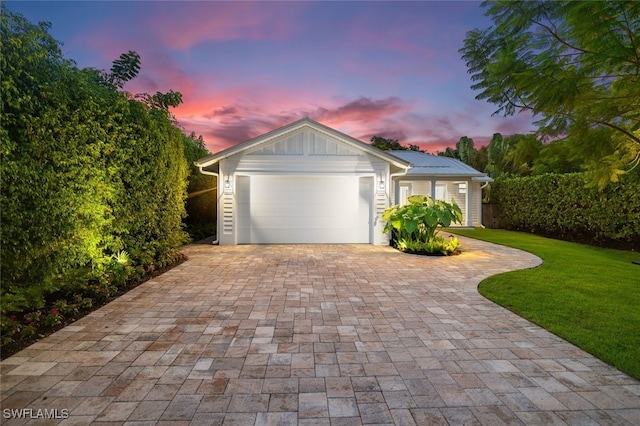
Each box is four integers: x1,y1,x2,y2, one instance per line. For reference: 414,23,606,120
1,237,639,425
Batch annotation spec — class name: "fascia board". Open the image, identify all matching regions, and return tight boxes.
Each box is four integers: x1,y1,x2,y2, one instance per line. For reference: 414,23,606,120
195,118,411,170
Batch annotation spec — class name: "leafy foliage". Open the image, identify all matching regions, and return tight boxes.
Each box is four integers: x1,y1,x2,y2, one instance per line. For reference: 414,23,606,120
396,235,461,256
490,173,640,250
439,136,488,173
382,195,463,254
461,1,640,184
442,131,583,181
370,136,423,152
183,132,216,240
105,50,140,89
0,7,189,345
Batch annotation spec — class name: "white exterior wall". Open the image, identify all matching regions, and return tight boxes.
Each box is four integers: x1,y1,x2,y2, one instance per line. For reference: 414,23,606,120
392,178,482,227
217,127,391,245
470,181,483,226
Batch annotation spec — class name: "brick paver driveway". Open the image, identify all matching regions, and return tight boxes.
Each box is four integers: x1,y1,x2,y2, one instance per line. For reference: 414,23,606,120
2,236,639,425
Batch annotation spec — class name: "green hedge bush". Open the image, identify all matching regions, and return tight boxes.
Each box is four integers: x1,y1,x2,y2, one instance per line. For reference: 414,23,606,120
183,133,217,241
490,173,640,250
0,8,189,344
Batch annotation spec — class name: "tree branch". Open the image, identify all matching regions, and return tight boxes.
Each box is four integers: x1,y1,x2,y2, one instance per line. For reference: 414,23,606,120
501,94,640,146
531,18,594,55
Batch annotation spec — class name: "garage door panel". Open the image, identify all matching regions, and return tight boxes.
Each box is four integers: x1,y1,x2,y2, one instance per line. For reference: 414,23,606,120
237,175,371,244
245,228,367,244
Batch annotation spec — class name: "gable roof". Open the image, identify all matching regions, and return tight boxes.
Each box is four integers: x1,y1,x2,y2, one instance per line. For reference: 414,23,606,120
389,150,491,180
195,117,411,169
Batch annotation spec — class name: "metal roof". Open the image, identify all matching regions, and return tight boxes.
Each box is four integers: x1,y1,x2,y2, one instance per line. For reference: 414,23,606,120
388,150,490,178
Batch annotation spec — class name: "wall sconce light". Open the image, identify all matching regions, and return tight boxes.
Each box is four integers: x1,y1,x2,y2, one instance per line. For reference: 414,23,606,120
378,178,385,191
223,178,232,192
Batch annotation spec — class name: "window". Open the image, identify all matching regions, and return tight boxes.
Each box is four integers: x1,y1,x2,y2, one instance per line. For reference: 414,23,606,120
399,183,412,206
435,184,446,201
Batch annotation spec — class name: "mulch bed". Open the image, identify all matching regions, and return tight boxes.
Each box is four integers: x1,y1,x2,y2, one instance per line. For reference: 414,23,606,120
0,254,187,360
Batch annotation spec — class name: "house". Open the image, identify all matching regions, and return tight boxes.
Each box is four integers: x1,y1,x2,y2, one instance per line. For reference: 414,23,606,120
195,118,490,245
386,150,492,228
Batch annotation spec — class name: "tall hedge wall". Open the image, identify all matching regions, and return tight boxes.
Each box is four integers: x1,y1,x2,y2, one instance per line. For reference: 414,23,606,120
0,8,188,313
183,134,217,241
490,173,640,250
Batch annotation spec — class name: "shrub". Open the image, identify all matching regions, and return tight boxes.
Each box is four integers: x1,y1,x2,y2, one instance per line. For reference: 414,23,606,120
0,8,190,347
490,173,640,250
183,133,216,241
396,235,461,255
382,195,463,255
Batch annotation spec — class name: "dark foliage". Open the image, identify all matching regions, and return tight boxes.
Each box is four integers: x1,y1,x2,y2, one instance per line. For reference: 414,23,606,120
490,173,640,251
1,7,189,346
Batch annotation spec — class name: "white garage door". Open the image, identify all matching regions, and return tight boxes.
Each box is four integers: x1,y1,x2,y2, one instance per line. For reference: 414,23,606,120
237,175,372,244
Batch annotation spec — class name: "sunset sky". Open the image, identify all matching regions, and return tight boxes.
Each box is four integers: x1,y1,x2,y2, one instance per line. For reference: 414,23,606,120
8,1,535,154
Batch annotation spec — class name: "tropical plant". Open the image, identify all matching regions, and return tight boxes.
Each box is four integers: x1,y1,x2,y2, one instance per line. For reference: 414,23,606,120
461,1,640,187
382,195,463,254
396,235,461,256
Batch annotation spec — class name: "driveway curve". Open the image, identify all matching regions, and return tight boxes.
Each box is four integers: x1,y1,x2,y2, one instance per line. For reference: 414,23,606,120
2,236,639,425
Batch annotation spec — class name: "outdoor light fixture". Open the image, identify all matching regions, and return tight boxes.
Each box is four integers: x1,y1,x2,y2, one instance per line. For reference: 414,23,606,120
223,178,232,192
378,178,385,191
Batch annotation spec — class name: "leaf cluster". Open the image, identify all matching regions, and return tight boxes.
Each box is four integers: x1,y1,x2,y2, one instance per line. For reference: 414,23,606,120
461,0,640,181
370,136,423,152
382,195,463,254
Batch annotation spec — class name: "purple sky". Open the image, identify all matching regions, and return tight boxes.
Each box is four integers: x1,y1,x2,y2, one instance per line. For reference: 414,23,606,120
7,1,534,154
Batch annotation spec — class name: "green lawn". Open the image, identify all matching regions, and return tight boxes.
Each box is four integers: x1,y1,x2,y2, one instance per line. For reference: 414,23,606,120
450,228,640,380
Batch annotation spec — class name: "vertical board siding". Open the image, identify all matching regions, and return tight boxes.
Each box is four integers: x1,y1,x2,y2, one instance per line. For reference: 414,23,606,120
219,125,392,245
221,193,234,240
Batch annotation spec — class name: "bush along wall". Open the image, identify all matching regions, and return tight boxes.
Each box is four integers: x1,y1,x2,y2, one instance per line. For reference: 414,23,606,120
183,133,217,241
0,8,189,347
490,173,640,250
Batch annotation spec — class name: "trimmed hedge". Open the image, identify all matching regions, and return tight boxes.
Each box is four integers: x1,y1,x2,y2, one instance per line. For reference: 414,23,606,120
490,173,640,250
183,134,217,241
0,7,189,342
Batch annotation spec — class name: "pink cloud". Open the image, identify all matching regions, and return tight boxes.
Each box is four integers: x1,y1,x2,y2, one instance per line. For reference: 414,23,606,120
310,97,408,126
494,111,537,136
147,2,306,50
174,95,410,153
123,51,196,99
205,106,239,118
174,88,535,157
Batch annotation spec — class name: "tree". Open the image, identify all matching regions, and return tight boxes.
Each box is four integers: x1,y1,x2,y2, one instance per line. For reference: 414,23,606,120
473,145,489,174
503,134,542,176
534,140,582,175
438,137,488,172
486,133,509,177
460,1,640,186
456,136,476,166
438,147,458,159
370,136,422,151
